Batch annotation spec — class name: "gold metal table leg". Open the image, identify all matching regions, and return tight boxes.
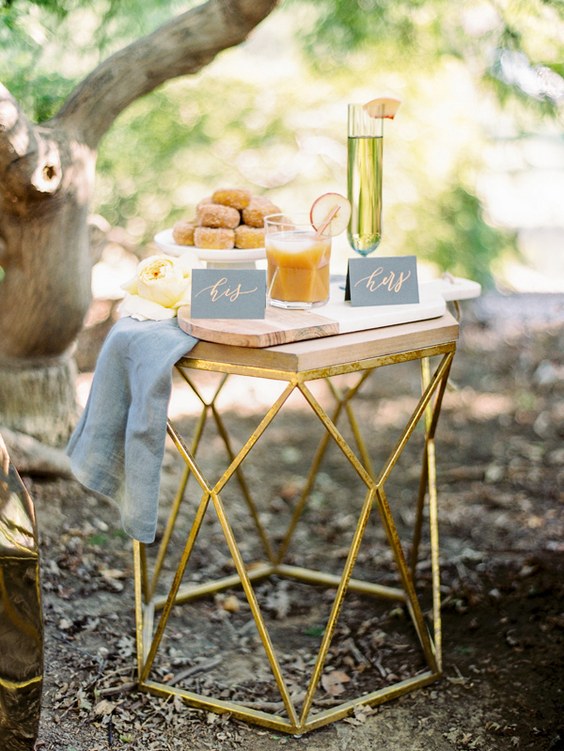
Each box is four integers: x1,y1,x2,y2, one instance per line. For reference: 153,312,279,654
133,343,456,733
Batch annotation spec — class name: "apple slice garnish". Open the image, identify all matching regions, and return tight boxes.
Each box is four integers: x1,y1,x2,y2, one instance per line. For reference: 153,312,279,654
310,192,351,237
363,96,401,120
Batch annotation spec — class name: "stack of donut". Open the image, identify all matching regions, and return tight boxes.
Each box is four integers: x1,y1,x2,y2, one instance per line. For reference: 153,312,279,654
172,188,281,250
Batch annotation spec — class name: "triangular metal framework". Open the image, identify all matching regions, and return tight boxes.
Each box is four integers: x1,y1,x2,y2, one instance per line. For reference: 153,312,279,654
133,341,455,734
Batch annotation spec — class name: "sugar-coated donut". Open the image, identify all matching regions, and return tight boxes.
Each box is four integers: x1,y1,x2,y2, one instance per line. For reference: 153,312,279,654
194,226,235,250
235,225,265,249
197,203,240,229
242,197,281,228
212,187,252,211
172,219,196,246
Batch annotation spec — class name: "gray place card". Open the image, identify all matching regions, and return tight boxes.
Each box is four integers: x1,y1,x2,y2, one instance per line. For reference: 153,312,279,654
190,268,266,319
345,255,420,307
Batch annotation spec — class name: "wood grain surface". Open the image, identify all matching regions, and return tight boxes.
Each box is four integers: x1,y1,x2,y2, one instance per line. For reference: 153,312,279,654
178,305,340,347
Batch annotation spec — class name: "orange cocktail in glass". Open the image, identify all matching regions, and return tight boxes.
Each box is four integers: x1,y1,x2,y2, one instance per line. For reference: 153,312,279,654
265,213,331,309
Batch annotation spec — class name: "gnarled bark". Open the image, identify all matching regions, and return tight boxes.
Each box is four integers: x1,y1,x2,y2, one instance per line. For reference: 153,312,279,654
0,0,278,445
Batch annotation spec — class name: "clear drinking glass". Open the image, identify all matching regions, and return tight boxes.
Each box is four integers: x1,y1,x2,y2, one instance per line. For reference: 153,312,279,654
347,103,384,256
265,213,332,309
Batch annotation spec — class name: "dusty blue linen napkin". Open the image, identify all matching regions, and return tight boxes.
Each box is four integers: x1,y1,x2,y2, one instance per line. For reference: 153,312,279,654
67,317,198,543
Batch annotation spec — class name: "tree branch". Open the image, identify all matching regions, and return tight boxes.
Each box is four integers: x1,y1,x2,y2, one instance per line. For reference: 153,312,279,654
51,0,279,148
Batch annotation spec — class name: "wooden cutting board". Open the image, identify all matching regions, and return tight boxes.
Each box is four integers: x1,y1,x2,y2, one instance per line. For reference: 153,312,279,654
177,278,480,348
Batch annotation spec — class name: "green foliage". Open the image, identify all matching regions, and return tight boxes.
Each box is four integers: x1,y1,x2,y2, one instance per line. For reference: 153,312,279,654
287,0,439,59
0,0,188,120
94,71,308,239
404,185,517,287
8,69,75,122
1,0,69,17
1,0,562,285
1,2,84,119
290,0,564,107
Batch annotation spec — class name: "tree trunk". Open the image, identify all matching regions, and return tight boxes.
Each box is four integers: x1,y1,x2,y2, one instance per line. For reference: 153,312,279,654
0,354,79,447
0,0,278,446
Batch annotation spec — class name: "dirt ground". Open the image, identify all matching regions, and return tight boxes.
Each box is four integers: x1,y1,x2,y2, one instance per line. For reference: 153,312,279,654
23,292,563,751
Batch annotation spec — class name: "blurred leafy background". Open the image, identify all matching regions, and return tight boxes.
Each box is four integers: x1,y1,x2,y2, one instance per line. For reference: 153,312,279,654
1,0,563,288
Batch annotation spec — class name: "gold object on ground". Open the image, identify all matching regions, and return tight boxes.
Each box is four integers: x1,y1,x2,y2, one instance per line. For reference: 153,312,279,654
0,435,43,750
134,313,458,734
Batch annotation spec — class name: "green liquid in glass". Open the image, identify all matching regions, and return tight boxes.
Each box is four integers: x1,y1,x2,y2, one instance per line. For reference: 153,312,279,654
347,135,383,256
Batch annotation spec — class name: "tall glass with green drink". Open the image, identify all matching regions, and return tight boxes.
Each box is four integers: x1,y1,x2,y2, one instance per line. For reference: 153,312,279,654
347,103,384,256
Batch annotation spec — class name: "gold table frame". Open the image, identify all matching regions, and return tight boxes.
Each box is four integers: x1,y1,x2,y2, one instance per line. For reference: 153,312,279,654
133,312,459,734
0,434,43,748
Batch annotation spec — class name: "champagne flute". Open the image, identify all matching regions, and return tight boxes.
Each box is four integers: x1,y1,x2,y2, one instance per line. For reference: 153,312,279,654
347,99,399,257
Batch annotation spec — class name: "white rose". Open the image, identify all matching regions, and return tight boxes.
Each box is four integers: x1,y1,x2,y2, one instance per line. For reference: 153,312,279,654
119,255,192,321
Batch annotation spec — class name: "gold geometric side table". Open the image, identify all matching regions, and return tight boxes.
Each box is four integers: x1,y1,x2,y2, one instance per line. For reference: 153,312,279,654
0,434,43,749
133,312,458,734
